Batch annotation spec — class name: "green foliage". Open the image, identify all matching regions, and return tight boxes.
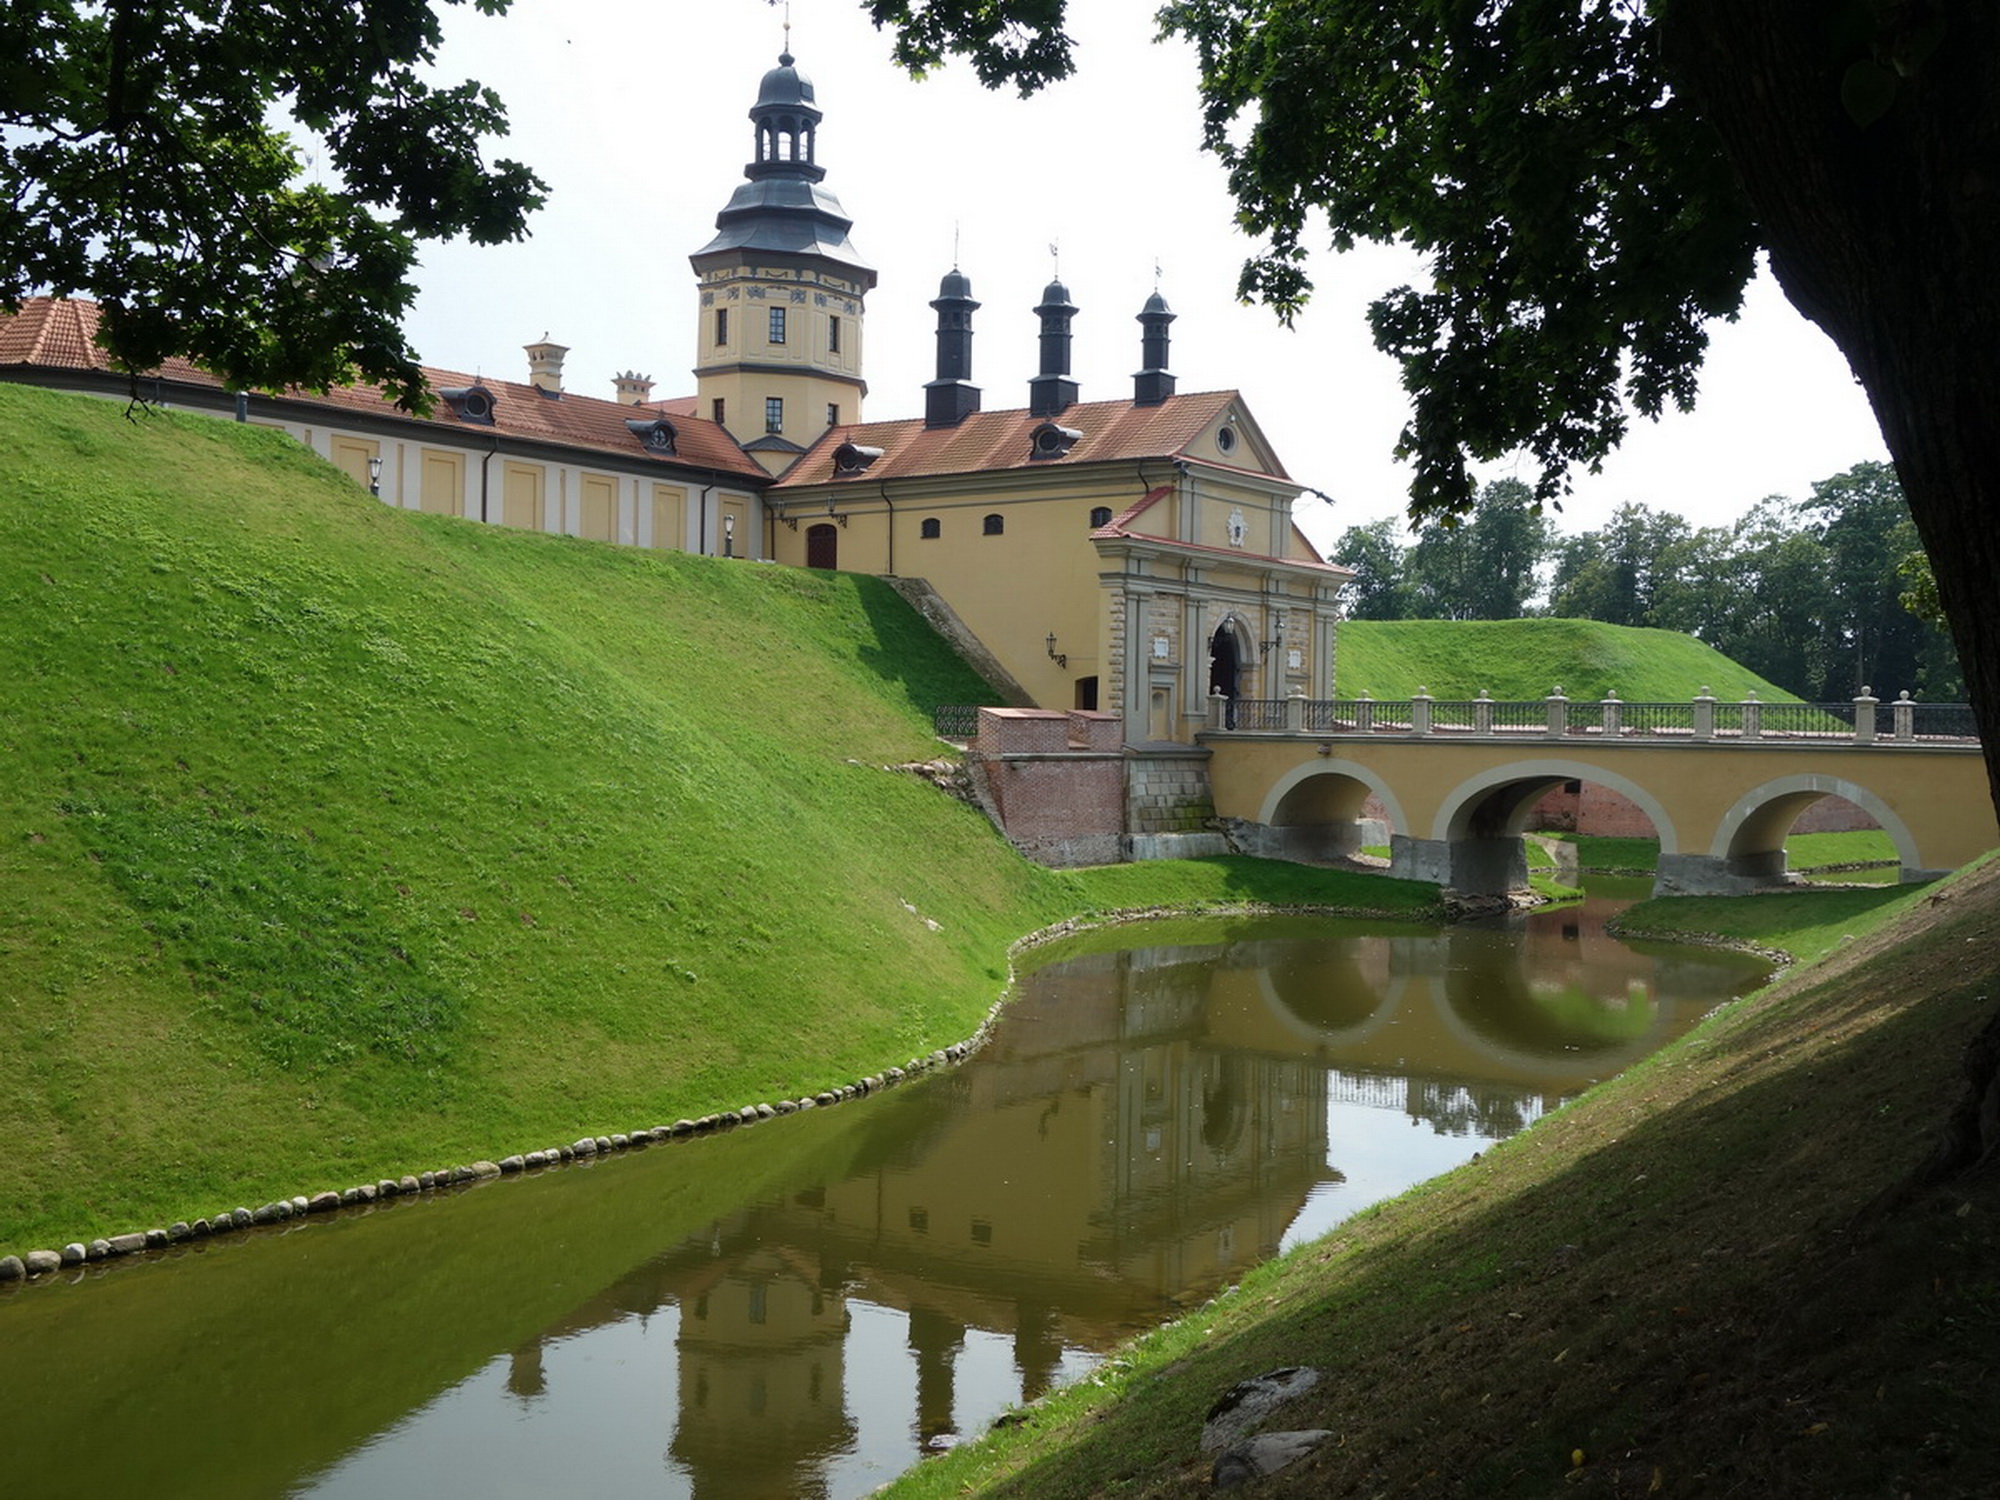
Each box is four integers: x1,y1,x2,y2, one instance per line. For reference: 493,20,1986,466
1331,517,1411,621
863,0,1075,92
1153,0,1756,514
1528,468,1963,701
1403,477,1554,620
0,0,544,406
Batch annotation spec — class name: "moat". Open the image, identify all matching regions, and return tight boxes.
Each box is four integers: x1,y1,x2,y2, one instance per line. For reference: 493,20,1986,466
0,880,1768,1498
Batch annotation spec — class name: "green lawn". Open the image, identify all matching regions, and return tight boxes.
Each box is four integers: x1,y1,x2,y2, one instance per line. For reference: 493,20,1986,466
1338,617,1799,703
0,385,1439,1247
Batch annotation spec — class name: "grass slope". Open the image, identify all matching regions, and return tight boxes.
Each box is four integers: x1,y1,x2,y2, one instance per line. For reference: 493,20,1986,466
886,866,2000,1499
0,385,1438,1248
1338,618,1799,704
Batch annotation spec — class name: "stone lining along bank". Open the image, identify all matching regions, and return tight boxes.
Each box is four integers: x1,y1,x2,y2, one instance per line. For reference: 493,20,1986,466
0,1038,990,1292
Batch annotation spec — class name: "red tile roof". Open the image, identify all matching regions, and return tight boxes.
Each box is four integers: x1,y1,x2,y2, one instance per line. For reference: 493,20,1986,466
773,389,1290,488
0,297,766,481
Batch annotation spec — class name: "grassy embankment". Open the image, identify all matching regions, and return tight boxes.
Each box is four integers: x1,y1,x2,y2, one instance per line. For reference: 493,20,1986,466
0,384,1439,1250
1336,616,1801,706
883,863,2000,1498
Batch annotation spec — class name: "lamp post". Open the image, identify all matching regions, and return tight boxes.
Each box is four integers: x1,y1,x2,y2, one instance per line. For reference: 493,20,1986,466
366,455,384,497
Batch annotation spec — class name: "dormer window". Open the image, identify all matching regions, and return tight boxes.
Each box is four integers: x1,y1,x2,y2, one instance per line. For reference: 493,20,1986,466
438,385,496,425
832,441,882,476
1029,421,1081,461
624,416,678,454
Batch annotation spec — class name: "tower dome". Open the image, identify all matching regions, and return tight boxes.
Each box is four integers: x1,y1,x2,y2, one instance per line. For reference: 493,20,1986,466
756,51,816,109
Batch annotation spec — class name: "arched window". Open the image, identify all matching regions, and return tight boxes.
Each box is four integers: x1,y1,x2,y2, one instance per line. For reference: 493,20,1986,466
920,517,941,539
1089,505,1113,528
982,513,1005,536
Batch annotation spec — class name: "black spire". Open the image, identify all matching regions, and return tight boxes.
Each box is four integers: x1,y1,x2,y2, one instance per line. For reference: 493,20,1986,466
925,268,982,428
1029,278,1079,417
1133,291,1177,406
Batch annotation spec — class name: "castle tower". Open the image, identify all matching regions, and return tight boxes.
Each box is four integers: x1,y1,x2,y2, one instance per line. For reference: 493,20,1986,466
691,49,877,474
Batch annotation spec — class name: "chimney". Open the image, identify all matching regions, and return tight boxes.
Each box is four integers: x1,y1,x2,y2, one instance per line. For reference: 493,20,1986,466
1133,292,1177,406
524,337,569,396
1028,279,1079,417
924,268,982,428
613,370,655,406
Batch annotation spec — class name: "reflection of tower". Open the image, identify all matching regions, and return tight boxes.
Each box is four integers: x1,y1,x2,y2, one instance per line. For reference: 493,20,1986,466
670,1246,855,1499
1013,1299,1063,1402
505,1336,546,1400
908,1304,964,1445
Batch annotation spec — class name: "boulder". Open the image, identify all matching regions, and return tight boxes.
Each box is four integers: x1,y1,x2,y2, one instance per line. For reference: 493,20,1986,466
1201,1367,1323,1453
1212,1430,1334,1489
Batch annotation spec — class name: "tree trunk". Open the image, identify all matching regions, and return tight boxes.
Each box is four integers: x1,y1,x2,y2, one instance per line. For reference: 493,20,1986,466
1663,0,2000,813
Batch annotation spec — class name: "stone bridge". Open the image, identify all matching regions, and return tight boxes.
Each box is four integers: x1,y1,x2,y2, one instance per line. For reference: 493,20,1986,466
1201,691,1997,896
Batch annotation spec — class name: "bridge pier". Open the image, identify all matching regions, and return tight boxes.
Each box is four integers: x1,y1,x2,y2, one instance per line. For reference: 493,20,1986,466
1652,851,1804,897
1390,835,1529,897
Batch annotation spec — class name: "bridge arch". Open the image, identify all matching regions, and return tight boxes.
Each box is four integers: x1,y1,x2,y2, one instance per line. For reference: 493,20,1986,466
1385,757,1682,895
1432,758,1682,851
1709,772,1921,879
1239,758,1410,864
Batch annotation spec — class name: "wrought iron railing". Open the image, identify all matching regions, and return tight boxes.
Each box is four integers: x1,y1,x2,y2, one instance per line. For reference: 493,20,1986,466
932,704,986,740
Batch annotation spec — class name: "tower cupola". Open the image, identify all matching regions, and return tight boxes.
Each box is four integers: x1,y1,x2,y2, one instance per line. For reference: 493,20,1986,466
690,48,877,470
1029,278,1079,417
1133,291,1177,406
925,267,981,428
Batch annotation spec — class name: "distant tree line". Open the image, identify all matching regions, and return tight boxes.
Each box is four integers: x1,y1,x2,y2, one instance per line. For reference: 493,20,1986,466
1334,463,1964,703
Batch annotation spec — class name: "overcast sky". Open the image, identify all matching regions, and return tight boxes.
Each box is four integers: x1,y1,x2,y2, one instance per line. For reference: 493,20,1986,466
394,0,1890,555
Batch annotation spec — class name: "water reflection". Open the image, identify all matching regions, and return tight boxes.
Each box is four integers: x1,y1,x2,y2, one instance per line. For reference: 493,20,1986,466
0,890,1766,1500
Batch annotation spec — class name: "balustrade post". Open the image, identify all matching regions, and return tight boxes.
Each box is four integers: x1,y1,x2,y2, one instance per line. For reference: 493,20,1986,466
1854,686,1879,745
1693,686,1716,742
1545,685,1569,738
1741,689,1761,742
1412,687,1434,737
1473,688,1494,738
1602,691,1622,737
1286,690,1305,734
1209,691,1227,732
1893,690,1914,743
1356,689,1375,733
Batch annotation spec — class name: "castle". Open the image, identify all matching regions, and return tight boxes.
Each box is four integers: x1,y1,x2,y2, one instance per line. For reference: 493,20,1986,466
0,47,1351,761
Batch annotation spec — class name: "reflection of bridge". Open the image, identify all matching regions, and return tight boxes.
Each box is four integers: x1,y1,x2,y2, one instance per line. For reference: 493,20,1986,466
1202,693,1996,896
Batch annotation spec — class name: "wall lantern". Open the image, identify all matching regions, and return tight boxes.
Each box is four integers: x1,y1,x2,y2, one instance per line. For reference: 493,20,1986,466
367,455,384,497
1045,633,1067,669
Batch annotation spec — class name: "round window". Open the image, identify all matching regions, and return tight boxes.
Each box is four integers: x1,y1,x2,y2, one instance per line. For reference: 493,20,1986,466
1217,425,1237,453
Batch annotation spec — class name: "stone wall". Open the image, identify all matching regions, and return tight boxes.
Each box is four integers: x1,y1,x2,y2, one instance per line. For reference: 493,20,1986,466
1127,747,1217,835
